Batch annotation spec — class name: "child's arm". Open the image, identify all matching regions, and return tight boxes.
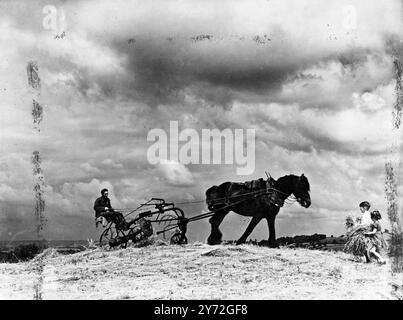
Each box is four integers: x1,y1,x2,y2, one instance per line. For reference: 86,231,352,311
364,222,379,235
364,229,376,235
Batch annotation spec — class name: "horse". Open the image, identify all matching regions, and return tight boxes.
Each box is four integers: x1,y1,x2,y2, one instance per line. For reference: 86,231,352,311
205,174,311,247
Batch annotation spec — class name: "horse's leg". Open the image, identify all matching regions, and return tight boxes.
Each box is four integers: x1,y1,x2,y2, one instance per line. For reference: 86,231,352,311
236,216,262,245
207,209,229,245
266,216,277,247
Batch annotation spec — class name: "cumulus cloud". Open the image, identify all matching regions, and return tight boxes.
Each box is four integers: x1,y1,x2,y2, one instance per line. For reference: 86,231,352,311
157,160,195,187
80,162,101,174
102,159,123,169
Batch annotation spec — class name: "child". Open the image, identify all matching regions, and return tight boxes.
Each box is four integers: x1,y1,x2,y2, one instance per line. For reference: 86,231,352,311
358,201,372,225
344,201,374,262
364,210,387,264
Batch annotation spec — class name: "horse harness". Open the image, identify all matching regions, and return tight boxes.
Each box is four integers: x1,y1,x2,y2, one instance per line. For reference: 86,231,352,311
224,178,285,208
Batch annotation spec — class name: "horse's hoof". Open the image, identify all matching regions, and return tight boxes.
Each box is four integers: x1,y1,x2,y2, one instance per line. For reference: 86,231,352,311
236,240,245,246
207,237,221,245
207,232,222,245
208,240,221,245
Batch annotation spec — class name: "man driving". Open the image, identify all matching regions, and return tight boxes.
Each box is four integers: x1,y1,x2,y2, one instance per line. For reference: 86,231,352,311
93,188,115,221
94,188,129,231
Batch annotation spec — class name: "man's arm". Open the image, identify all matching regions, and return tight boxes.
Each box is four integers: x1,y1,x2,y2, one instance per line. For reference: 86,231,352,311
106,199,114,211
94,198,108,212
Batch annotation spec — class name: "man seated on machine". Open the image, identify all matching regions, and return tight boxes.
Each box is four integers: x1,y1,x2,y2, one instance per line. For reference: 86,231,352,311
93,188,127,229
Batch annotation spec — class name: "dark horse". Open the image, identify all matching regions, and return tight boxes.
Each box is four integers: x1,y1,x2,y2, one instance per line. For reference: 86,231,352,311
205,174,311,247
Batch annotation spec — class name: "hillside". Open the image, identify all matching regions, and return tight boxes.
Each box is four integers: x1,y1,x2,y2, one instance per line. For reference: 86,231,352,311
0,240,402,300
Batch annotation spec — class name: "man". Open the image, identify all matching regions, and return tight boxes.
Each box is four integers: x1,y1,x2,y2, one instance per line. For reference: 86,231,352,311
94,189,128,229
94,188,113,217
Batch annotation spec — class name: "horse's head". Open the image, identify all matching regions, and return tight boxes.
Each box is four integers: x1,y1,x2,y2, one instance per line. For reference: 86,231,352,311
293,174,311,208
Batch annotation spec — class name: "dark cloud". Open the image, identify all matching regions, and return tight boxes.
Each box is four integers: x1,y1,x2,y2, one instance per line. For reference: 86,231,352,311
51,35,395,113
110,38,315,107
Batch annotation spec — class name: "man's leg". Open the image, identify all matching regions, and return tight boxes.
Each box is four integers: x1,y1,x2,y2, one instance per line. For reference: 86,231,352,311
95,213,108,227
99,211,115,222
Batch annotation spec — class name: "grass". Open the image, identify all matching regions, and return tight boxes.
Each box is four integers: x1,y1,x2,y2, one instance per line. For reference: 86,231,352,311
0,243,400,299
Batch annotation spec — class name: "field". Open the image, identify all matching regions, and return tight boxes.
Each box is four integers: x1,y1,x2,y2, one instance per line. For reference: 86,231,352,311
0,240,402,300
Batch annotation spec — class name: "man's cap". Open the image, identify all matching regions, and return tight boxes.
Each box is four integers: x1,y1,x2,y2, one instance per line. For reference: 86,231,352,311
101,188,108,194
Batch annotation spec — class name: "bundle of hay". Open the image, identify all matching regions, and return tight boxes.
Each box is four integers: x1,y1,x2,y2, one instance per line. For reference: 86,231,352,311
344,215,355,230
343,225,372,256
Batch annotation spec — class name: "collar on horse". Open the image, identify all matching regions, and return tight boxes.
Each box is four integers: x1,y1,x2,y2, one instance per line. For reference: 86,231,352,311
242,177,284,207
265,177,285,208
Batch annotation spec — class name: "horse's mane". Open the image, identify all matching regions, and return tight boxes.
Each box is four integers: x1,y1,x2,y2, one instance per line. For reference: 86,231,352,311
275,174,310,191
300,174,310,191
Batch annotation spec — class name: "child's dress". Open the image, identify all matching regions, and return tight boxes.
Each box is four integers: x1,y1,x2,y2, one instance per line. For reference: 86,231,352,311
367,221,387,252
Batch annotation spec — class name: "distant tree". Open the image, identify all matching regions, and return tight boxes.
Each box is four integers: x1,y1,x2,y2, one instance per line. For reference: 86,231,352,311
13,243,43,261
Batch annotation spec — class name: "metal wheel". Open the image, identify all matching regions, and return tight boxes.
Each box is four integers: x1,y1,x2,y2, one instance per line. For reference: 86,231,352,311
99,225,127,248
99,225,117,247
157,213,179,240
119,231,128,248
170,232,188,245
127,227,142,243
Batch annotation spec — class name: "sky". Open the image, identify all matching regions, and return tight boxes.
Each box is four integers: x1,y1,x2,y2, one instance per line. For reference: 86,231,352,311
0,0,403,243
